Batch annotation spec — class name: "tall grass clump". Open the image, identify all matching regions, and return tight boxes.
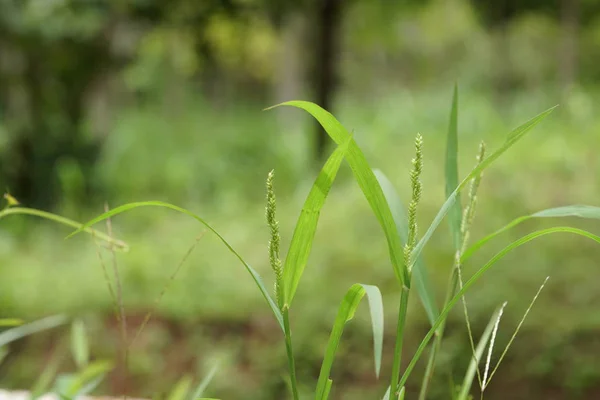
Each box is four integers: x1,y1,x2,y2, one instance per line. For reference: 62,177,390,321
7,85,600,399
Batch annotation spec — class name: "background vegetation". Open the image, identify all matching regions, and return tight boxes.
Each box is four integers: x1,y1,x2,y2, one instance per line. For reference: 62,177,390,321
0,0,599,398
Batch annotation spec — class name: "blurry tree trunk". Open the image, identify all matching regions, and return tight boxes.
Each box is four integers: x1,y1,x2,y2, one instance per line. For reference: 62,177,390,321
273,14,305,131
559,0,579,98
313,0,343,162
489,0,516,107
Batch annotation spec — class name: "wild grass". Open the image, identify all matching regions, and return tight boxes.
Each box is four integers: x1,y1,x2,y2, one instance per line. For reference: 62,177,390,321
1,87,600,399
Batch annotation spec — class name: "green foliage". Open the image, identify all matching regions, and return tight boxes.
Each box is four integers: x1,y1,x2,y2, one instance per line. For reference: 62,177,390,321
315,283,383,399
2,89,600,399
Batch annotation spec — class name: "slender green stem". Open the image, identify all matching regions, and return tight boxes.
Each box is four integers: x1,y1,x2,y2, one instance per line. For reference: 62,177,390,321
283,307,300,400
390,284,411,396
418,268,459,400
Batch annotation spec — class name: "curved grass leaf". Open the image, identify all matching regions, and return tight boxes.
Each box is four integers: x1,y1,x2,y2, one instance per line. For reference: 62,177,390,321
0,207,128,251
0,314,68,347
398,226,600,390
66,201,284,331
374,169,438,325
315,283,384,400
282,137,350,306
410,106,557,270
463,205,600,262
446,84,462,250
267,101,406,287
457,305,503,400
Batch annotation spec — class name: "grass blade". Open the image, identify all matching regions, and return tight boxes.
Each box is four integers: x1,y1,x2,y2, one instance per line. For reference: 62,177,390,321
66,201,284,331
485,276,549,389
457,305,504,400
399,226,600,388
411,106,557,269
267,101,406,287
463,205,600,261
190,364,219,400
282,137,350,305
168,375,193,400
315,283,384,399
374,169,438,325
446,84,462,250
0,315,68,347
70,319,89,369
482,302,507,389
0,207,128,251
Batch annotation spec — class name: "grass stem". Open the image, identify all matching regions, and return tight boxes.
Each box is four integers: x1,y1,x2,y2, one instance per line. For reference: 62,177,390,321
283,307,300,400
390,284,411,396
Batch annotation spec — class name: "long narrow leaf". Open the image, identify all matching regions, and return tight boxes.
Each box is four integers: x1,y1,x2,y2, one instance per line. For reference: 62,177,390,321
283,137,350,305
446,84,462,250
315,283,384,399
66,202,284,331
463,205,600,262
398,226,600,389
0,315,68,347
410,106,557,269
374,169,438,325
457,306,503,400
0,207,128,250
267,101,406,289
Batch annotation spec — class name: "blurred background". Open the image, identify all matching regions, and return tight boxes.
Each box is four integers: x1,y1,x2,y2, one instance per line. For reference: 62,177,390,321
0,0,599,399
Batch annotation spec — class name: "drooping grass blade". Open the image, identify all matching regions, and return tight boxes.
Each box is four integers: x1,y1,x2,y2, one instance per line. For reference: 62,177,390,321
267,101,406,288
66,201,284,331
463,205,600,262
315,283,384,400
0,207,128,250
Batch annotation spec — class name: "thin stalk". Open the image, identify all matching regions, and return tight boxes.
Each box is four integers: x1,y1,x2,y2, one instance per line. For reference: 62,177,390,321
104,203,128,397
283,307,300,400
390,284,411,396
419,142,486,399
418,267,459,400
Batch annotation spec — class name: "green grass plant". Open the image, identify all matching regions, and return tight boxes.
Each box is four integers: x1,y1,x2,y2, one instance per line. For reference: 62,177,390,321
3,86,600,399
